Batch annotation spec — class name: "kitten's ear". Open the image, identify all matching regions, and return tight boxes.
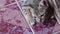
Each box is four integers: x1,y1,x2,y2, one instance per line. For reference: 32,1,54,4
28,4,33,8
47,0,53,7
47,0,51,7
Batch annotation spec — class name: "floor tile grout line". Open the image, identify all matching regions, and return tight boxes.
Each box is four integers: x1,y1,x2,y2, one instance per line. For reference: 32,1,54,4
0,1,21,10
0,2,16,10
5,2,16,7
5,1,22,7
15,0,35,34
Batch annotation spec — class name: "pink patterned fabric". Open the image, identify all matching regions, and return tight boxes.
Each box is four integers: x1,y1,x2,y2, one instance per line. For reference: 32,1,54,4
0,0,60,34
32,18,57,34
0,0,33,34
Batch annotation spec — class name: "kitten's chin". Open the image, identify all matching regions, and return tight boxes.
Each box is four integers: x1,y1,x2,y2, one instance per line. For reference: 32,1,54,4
30,22,35,26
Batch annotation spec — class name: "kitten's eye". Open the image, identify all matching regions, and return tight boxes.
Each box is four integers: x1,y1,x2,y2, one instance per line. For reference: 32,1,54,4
43,1,47,6
23,9,26,12
41,15,44,17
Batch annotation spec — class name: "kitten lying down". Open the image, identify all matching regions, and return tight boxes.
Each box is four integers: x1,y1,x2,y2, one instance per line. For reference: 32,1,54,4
22,0,60,26
21,0,46,26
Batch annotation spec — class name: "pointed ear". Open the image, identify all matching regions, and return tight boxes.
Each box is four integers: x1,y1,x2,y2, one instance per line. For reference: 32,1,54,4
55,0,60,8
47,0,51,7
28,4,33,8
